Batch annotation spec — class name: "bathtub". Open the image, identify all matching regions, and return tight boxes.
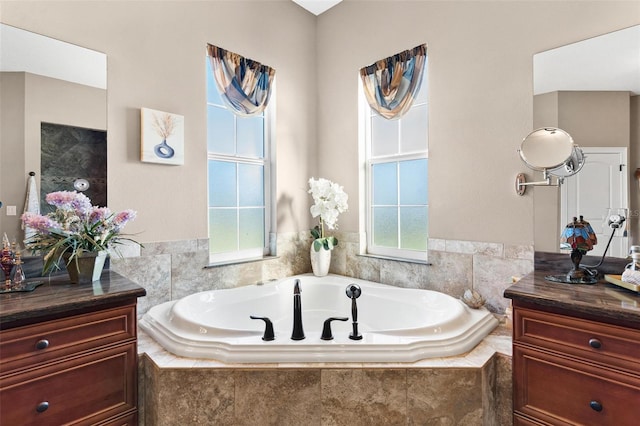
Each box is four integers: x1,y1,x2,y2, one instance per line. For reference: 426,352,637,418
139,274,499,363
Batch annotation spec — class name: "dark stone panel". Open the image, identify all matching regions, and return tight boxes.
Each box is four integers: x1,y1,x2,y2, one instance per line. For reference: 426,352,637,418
40,122,107,212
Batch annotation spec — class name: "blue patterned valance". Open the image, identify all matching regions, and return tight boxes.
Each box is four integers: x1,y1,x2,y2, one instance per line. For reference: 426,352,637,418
206,44,275,117
360,44,426,120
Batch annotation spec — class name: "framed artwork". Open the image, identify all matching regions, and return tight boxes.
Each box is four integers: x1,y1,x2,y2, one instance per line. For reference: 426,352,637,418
141,107,184,165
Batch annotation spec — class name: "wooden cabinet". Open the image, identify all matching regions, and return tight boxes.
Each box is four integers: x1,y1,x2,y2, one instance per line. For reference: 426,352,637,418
0,271,144,425
512,305,640,426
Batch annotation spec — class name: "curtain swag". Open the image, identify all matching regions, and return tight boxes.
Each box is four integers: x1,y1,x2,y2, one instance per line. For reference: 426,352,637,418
206,44,276,117
359,44,426,120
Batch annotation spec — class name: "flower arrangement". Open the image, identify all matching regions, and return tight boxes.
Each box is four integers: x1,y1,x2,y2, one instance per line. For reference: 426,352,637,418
308,177,348,251
21,191,139,274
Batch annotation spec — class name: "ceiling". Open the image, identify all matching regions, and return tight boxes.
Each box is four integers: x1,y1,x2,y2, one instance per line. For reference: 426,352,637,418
534,24,640,96
292,0,342,16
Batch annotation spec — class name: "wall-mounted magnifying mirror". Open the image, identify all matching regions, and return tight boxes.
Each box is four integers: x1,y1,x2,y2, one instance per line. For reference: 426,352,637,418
515,127,585,195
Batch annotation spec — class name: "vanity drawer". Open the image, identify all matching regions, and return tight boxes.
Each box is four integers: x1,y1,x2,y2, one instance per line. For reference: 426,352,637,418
0,342,137,426
514,307,640,371
0,304,136,374
514,345,640,426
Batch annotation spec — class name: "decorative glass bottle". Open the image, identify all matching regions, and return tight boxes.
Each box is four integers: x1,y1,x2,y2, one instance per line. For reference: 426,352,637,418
12,252,26,289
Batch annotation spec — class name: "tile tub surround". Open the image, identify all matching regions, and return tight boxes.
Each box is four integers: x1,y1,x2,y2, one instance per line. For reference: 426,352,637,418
137,326,513,426
110,233,533,319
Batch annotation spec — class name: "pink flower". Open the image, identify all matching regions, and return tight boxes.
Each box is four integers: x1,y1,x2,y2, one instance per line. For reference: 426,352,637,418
45,191,92,213
89,207,112,225
112,210,137,231
21,212,61,234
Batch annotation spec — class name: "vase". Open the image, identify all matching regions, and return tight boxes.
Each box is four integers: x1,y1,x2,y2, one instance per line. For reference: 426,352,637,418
310,244,332,277
154,139,175,159
63,250,108,284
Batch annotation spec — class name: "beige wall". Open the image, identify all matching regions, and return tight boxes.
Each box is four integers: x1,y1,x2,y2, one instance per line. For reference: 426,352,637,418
1,0,638,251
316,0,639,245
0,0,317,243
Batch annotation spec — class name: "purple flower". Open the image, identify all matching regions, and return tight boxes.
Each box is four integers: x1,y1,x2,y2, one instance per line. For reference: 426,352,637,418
21,212,62,234
45,191,92,214
112,210,137,231
89,207,112,225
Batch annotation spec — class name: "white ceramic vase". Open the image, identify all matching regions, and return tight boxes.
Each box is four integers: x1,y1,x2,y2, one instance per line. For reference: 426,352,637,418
310,244,332,277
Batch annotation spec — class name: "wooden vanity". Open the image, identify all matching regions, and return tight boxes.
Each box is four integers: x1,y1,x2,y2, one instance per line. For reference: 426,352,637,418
504,259,640,426
0,271,145,425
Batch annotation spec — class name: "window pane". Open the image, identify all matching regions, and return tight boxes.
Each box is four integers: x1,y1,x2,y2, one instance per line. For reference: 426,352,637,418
400,159,428,205
237,115,264,158
207,106,235,154
209,208,237,253
371,113,398,157
208,160,237,207
206,59,223,105
238,164,264,207
373,207,398,247
372,162,397,205
239,208,264,250
401,104,428,153
400,206,428,250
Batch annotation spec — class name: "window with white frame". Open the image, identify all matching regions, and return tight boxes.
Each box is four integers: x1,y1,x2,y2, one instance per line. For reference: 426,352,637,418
206,57,274,263
360,60,428,261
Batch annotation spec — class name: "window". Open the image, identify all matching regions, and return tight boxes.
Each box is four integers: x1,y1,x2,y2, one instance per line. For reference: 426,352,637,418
206,57,274,263
360,59,428,261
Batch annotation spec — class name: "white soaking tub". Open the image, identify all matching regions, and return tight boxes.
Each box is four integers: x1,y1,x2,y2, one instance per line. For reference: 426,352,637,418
139,274,498,363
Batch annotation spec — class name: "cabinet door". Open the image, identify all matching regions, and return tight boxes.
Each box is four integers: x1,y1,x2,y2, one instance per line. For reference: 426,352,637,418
0,343,137,426
513,345,640,426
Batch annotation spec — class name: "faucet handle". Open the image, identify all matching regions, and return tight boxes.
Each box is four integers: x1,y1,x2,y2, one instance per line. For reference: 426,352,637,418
250,316,275,341
346,284,361,299
320,317,348,340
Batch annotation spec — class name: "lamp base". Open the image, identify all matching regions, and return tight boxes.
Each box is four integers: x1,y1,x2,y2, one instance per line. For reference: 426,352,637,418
545,273,598,285
544,247,598,285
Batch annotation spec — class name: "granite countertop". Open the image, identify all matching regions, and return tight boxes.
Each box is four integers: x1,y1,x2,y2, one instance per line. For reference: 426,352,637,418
504,269,640,325
0,270,146,327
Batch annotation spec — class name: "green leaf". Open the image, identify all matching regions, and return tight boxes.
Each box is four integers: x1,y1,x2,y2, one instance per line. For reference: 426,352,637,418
313,239,322,252
310,226,321,240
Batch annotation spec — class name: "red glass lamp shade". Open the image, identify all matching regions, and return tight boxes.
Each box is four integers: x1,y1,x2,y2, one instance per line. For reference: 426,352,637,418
560,216,598,253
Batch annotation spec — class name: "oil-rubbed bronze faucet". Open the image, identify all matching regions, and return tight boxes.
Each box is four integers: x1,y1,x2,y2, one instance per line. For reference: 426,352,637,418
291,279,305,340
346,284,363,340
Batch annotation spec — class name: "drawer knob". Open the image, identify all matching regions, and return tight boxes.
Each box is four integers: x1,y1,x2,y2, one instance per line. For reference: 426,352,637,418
36,401,49,413
590,400,603,412
35,339,49,350
588,338,602,349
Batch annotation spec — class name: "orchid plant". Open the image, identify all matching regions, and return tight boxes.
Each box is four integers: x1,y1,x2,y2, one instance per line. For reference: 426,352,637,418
308,177,348,252
21,191,139,274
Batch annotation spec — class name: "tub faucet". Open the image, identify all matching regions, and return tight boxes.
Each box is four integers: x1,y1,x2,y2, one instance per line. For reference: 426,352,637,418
346,284,363,340
291,279,305,340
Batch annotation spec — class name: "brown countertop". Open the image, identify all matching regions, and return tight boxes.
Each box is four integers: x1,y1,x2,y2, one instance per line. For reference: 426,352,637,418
504,269,640,326
0,270,146,328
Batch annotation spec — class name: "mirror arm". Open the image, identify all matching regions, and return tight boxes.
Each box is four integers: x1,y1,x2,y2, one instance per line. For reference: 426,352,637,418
515,171,563,196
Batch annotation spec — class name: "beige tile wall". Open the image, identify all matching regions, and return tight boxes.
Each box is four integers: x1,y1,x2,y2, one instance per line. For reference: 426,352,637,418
112,232,533,318
140,356,511,425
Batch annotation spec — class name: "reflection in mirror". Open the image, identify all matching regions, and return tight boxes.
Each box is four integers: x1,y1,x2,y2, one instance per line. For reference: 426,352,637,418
532,25,639,258
0,23,107,244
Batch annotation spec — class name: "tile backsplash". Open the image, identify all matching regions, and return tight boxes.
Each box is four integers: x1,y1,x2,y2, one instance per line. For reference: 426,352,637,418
111,232,533,317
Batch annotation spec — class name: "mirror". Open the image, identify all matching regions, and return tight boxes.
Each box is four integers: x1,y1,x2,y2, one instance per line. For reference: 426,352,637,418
532,25,640,258
516,127,585,196
520,128,574,170
0,23,107,243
